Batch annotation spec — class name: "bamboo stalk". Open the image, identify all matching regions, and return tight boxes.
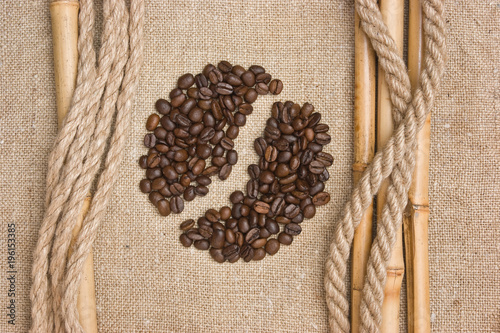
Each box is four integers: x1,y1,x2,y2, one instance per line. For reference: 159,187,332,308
351,8,377,333
404,0,431,331
50,2,98,332
377,0,405,331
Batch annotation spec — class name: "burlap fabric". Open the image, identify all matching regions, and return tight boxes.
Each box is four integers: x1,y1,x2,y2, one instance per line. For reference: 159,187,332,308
0,0,498,332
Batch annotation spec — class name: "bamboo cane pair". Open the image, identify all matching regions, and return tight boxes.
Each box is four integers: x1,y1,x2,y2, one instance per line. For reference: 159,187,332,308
351,0,430,332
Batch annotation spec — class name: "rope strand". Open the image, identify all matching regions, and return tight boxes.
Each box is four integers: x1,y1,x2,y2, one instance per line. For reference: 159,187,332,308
324,0,445,331
30,0,144,331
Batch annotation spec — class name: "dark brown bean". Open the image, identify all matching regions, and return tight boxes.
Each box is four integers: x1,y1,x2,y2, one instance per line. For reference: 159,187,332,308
244,88,258,103
194,239,210,250
155,99,171,115
313,192,330,206
278,232,293,245
226,150,238,165
209,248,225,263
180,234,192,247
178,73,194,89
265,239,280,255
269,79,283,95
219,164,232,180
255,82,269,95
253,248,266,260
170,196,184,214
284,223,302,236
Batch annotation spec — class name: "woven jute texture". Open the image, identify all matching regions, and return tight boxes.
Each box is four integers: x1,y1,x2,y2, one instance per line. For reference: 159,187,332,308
0,1,498,332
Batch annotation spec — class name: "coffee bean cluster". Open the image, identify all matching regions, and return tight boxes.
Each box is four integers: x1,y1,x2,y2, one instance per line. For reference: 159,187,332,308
179,102,332,262
139,62,283,216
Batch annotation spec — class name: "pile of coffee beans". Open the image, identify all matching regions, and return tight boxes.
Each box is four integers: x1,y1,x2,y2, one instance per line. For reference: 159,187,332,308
179,101,333,262
139,62,283,216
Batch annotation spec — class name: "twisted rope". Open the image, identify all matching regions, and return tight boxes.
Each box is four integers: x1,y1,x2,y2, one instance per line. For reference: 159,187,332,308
324,0,446,332
30,0,144,332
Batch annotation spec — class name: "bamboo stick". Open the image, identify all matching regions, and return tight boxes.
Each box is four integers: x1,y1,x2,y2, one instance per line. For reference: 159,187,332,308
351,8,376,333
50,2,98,332
404,0,431,331
377,0,405,331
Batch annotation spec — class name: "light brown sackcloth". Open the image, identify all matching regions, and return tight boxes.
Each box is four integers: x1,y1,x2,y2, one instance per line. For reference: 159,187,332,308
0,0,498,332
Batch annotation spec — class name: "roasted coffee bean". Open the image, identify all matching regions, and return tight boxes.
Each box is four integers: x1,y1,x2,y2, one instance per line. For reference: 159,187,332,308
177,73,194,89
199,225,214,239
199,127,215,142
224,73,242,86
144,133,156,148
196,175,211,186
284,223,302,236
303,204,316,218
251,238,267,249
313,192,330,206
264,146,278,162
139,179,152,193
269,79,283,95
152,177,167,191
219,206,231,221
253,201,270,214
225,229,236,244
155,99,171,115
264,125,280,140
147,153,161,168
309,160,325,174
253,248,266,260
270,197,285,216
146,168,162,180
171,93,186,108
219,137,234,150
238,217,250,233
241,70,256,86
249,65,265,75
139,155,148,169
157,199,171,216
195,185,209,196
227,150,238,165
170,196,184,213
146,114,160,131
194,239,210,250
201,166,218,177
187,229,204,241
245,228,260,243
256,72,271,84
316,152,334,166
222,244,240,259
169,183,183,196
226,125,239,139
180,234,193,247
265,219,279,234
215,82,233,95
259,170,275,184
278,232,293,245
255,82,269,95
259,227,271,238
219,164,232,180
244,88,258,103
254,138,267,156
284,204,300,219
265,239,280,255
228,191,243,205
240,244,254,262
248,164,261,179
209,248,225,263
183,186,196,201
247,179,259,199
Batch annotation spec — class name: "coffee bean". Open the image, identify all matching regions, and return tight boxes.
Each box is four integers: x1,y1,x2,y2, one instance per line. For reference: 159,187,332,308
146,167,162,180
177,73,194,89
244,88,258,103
278,232,293,245
264,146,278,162
226,150,238,165
316,152,334,166
155,99,171,115
264,125,280,140
254,138,267,156
253,201,270,214
194,239,210,250
217,60,232,73
186,229,204,241
170,196,184,213
222,244,240,259
309,160,325,174
265,239,280,255
255,82,269,95
199,225,214,239
144,133,156,148
215,82,233,95
247,179,259,199
269,79,283,95
245,228,260,243
194,185,208,197
312,192,330,206
249,65,265,75
146,114,160,131
224,73,242,86
240,244,254,262
253,248,266,260
284,223,302,236
270,197,285,216
139,179,152,193
247,164,261,179
209,248,225,263
219,164,232,180
284,204,300,219
180,234,193,247
180,219,195,231
157,199,171,216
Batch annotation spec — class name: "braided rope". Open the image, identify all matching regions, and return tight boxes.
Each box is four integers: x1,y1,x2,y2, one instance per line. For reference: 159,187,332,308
30,0,144,332
324,0,446,332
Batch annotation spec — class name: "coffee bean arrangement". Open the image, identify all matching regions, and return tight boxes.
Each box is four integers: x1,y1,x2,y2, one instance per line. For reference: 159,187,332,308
139,62,283,216
179,101,333,263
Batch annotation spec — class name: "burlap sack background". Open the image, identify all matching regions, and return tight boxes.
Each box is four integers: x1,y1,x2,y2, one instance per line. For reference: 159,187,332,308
1,0,498,332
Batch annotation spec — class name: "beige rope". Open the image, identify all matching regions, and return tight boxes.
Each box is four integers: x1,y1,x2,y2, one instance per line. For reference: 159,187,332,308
324,0,445,332
30,0,144,332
